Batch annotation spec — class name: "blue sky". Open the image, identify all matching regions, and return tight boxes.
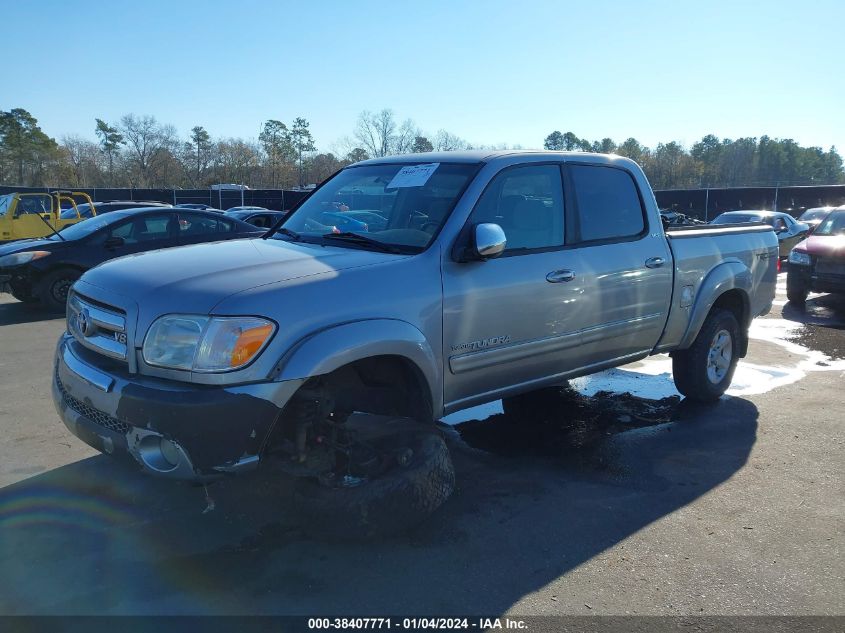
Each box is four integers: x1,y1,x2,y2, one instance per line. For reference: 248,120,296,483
3,0,843,154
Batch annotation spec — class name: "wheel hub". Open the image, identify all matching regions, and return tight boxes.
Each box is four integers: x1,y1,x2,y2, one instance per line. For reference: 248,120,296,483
706,329,732,384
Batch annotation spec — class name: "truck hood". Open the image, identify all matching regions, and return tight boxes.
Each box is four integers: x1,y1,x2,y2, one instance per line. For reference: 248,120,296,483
78,238,401,315
795,234,845,258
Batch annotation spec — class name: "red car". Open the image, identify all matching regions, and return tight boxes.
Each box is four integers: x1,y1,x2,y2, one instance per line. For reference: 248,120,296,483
786,207,845,304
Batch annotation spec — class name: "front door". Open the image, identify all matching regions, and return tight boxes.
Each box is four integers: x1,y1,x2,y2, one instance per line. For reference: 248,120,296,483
442,164,584,411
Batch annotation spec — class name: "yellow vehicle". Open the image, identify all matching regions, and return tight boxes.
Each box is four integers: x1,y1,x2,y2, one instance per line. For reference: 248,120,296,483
0,191,96,242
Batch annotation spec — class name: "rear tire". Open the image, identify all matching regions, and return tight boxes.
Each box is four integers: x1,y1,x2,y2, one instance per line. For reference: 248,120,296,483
38,268,80,312
672,308,740,403
786,271,808,305
293,429,455,540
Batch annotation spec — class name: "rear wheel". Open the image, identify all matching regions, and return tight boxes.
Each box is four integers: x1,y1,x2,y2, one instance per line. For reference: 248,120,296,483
786,271,809,305
672,308,740,402
38,268,80,312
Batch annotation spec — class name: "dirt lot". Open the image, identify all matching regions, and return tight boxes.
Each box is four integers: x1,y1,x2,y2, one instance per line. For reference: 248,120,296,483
0,274,842,617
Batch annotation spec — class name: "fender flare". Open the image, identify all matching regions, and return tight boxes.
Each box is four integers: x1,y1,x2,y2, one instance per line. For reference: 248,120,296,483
677,260,752,351
274,319,442,416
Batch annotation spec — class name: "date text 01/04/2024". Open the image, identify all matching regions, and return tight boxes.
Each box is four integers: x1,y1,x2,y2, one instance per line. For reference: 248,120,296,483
307,617,528,630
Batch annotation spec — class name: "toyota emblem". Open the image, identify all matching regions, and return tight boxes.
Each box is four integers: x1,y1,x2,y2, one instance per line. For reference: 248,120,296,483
76,308,93,337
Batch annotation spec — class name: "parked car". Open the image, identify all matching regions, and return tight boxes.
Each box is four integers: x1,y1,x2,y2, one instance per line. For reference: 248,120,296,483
710,210,809,257
175,203,222,212
338,210,390,231
786,207,845,304
797,206,835,233
0,207,263,310
319,210,371,232
59,200,172,219
52,151,777,537
211,184,250,190
226,205,269,213
225,209,287,228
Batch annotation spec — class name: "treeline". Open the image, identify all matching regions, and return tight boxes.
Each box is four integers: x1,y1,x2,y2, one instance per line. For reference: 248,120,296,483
544,131,844,189
1,106,842,190
0,107,477,190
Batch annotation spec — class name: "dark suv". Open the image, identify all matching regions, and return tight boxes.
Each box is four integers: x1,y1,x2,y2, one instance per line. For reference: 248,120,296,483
786,207,845,304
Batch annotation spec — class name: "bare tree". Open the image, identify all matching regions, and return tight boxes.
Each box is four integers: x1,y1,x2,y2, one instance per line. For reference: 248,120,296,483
354,109,396,158
61,135,103,186
120,114,176,186
434,129,468,152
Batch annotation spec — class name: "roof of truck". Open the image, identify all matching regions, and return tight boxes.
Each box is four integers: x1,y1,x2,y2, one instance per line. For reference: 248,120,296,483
353,150,623,166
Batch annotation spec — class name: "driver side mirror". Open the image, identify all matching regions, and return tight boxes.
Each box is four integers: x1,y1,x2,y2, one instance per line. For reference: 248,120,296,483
104,236,125,249
470,223,507,260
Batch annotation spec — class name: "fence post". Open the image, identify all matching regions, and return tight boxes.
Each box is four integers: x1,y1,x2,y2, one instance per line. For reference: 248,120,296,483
704,188,710,222
173,189,177,206
773,185,779,212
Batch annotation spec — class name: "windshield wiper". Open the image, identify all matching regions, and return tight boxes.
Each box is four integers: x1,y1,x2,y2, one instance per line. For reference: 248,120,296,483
36,214,66,241
321,232,402,254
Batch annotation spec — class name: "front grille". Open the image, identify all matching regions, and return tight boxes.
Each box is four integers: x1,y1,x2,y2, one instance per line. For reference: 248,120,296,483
67,293,128,363
815,257,845,276
56,367,131,435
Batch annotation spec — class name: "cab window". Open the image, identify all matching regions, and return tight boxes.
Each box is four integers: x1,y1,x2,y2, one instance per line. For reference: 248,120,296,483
569,165,646,243
468,164,565,252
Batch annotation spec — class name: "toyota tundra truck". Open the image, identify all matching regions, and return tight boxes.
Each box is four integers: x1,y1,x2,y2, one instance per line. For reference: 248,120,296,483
51,151,778,537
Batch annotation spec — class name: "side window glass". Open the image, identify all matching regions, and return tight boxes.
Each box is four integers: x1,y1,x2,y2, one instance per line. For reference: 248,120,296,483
469,165,564,252
570,165,645,242
217,218,235,232
111,214,173,243
179,213,219,236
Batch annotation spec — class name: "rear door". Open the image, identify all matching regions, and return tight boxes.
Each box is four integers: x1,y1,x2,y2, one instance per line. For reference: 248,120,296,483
563,163,672,366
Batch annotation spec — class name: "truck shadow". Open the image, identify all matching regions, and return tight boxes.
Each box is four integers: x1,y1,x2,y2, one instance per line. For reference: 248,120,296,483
0,391,757,615
0,299,60,326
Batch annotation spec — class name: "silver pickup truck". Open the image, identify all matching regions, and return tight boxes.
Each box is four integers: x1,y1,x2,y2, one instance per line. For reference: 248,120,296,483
53,151,777,536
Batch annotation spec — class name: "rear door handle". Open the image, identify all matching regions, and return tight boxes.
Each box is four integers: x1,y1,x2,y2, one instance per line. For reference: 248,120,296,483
546,269,575,283
645,257,666,269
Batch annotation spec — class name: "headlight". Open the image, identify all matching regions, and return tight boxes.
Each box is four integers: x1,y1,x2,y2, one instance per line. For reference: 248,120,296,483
788,250,811,266
143,315,276,372
0,251,50,267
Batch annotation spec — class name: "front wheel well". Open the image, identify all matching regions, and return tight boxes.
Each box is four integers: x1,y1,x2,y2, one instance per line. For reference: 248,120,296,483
262,355,435,459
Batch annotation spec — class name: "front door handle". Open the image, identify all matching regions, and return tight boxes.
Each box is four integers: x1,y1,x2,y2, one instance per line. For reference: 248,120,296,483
645,257,666,269
546,269,575,283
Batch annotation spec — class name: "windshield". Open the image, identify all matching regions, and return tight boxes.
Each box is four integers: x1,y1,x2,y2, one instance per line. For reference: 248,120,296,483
799,209,831,222
712,213,763,224
280,162,478,252
813,211,845,236
0,194,12,217
47,214,117,241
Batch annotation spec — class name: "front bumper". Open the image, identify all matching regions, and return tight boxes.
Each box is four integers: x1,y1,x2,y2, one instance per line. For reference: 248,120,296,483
788,265,845,295
52,334,303,481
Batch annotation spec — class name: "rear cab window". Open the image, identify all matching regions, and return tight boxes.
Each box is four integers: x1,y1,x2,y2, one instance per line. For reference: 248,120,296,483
568,164,646,243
